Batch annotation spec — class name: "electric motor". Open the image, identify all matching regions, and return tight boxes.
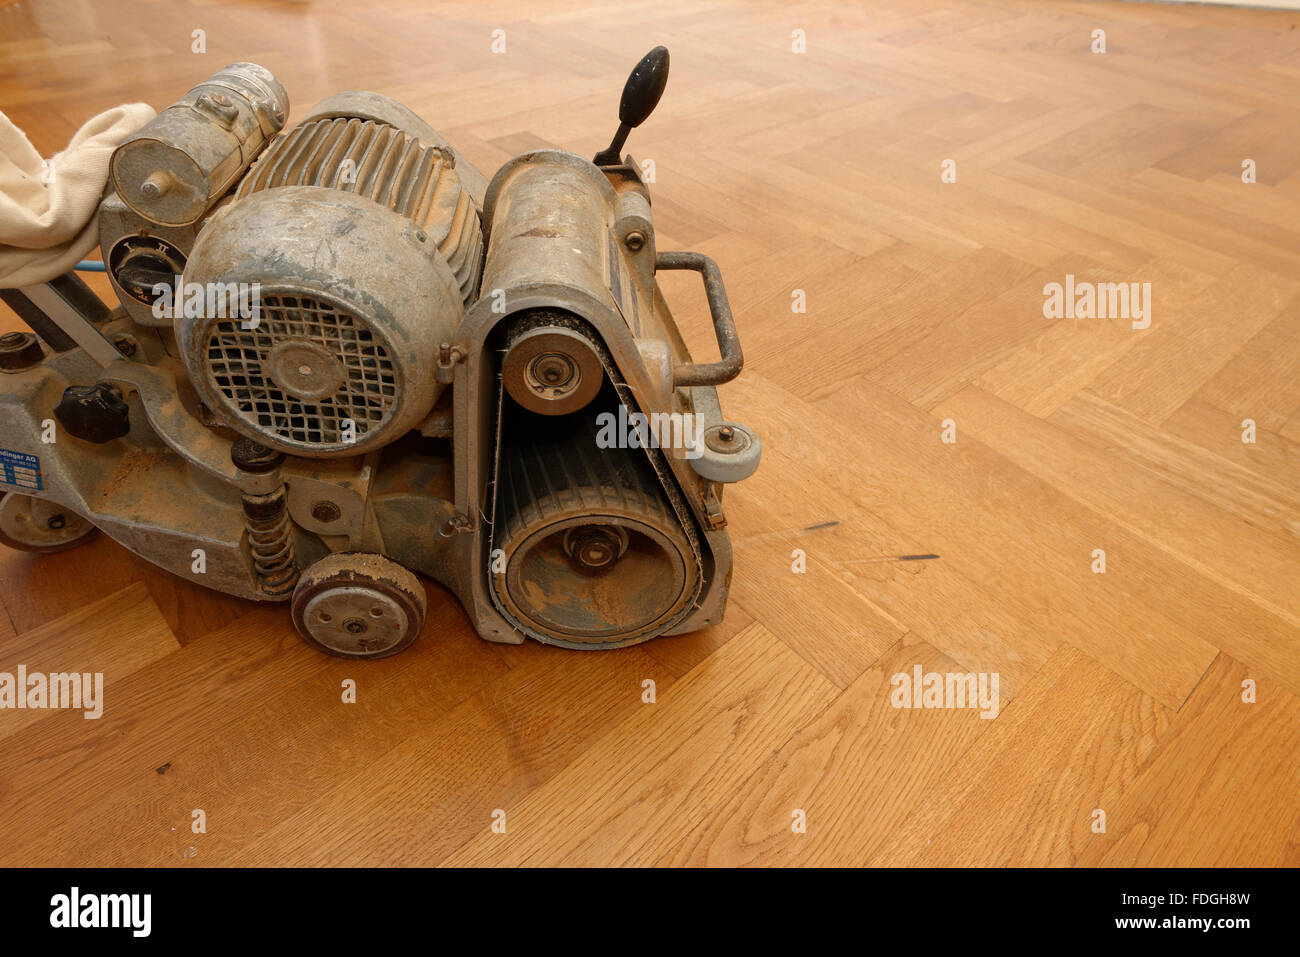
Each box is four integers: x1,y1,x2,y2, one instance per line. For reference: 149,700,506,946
177,94,484,458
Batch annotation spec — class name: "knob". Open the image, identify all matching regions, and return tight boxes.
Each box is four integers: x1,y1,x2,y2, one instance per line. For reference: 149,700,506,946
593,46,670,167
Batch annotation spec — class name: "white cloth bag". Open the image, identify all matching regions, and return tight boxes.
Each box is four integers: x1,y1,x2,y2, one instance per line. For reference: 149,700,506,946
0,103,155,288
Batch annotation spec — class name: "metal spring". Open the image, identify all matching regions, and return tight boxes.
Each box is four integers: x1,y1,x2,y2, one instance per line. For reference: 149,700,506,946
242,487,300,596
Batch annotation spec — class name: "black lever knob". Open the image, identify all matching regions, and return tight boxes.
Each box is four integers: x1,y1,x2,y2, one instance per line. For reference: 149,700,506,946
594,46,670,167
54,383,130,444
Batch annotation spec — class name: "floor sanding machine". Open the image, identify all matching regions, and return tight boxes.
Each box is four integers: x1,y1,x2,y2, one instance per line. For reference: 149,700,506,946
0,49,760,657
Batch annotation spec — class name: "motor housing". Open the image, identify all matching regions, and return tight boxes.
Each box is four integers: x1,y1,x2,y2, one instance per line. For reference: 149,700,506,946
178,187,462,456
175,92,484,457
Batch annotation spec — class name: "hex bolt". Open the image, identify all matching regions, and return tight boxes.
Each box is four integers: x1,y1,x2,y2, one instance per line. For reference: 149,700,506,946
705,424,749,455
0,331,44,372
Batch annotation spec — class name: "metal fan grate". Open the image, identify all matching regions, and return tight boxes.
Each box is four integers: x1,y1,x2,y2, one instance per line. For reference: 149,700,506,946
205,294,398,449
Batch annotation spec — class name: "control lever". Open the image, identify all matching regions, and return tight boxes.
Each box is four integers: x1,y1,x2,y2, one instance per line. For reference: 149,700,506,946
593,46,670,167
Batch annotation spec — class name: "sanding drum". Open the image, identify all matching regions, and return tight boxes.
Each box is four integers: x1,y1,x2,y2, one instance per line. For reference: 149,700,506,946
491,432,702,648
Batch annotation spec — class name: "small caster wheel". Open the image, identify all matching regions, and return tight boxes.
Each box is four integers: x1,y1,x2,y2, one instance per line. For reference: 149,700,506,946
0,492,97,553
290,552,427,659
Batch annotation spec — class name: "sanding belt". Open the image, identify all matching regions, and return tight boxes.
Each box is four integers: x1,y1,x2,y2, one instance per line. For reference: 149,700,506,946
487,315,706,649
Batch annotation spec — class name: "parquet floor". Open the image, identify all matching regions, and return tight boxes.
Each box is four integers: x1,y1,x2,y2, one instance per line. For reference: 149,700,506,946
1,0,1298,866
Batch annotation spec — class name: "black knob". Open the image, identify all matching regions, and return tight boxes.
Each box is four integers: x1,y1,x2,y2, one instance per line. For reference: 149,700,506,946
53,383,130,444
594,46,670,167
619,46,670,128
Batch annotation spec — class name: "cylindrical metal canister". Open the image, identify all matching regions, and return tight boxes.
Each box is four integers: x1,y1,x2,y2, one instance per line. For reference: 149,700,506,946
111,62,289,227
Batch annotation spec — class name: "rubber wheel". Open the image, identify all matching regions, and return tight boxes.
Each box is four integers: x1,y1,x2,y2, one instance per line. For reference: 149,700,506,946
0,492,97,554
290,552,427,659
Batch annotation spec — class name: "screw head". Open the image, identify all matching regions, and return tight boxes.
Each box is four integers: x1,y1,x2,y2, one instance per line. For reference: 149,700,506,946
624,230,646,252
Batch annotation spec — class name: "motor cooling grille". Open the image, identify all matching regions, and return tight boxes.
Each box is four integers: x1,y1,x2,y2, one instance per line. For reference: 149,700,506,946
205,294,399,450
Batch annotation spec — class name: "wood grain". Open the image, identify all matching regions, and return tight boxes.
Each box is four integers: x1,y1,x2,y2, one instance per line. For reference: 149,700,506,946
0,0,1297,866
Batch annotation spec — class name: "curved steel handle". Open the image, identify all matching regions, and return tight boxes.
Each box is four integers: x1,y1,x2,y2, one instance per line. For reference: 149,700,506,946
656,251,743,388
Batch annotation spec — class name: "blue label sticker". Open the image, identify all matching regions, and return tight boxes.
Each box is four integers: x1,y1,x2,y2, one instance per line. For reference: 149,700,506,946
0,449,42,491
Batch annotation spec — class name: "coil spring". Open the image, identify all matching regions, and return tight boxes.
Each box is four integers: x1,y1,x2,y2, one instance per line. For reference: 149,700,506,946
242,487,300,596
